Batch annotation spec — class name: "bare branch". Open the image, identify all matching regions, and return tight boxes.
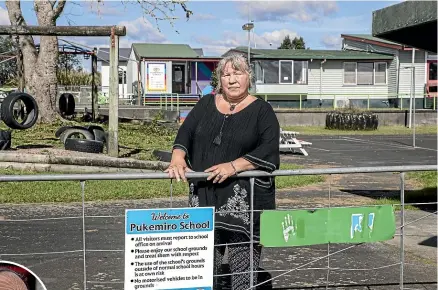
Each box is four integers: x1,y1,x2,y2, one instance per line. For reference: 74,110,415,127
53,0,67,20
173,0,193,19
134,0,192,33
62,1,85,21
6,0,27,26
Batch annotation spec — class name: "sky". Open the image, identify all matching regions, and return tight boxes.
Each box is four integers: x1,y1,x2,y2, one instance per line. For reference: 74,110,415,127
0,0,401,70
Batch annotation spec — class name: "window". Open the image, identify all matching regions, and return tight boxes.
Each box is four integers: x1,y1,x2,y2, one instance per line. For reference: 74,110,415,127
256,60,308,84
293,61,308,84
429,62,437,81
118,70,126,84
254,61,264,84
343,62,356,84
357,62,373,85
374,62,387,84
261,60,279,84
279,60,292,83
343,62,387,85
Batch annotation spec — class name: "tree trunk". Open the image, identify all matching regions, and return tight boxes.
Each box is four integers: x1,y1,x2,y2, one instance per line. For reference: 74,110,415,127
6,0,66,123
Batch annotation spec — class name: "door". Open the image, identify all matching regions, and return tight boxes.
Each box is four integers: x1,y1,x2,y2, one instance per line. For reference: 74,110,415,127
426,61,437,97
172,64,185,94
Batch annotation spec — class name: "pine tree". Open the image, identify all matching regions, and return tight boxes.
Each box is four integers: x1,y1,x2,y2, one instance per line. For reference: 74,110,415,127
278,36,306,50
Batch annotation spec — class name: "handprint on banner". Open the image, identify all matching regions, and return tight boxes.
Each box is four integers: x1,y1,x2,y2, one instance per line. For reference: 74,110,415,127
351,214,363,239
282,214,296,242
351,213,375,239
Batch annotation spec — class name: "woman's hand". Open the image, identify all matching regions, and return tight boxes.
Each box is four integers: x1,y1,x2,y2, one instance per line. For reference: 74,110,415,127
164,149,193,182
205,162,237,184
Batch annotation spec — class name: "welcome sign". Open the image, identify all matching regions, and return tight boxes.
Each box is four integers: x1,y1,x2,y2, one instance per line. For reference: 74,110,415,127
125,207,215,290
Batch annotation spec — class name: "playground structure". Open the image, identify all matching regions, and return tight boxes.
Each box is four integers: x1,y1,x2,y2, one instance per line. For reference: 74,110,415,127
0,25,126,157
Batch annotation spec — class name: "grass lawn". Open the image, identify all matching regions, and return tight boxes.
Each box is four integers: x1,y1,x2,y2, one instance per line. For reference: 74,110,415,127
0,120,176,160
368,171,437,210
0,163,324,203
0,120,432,204
283,125,437,135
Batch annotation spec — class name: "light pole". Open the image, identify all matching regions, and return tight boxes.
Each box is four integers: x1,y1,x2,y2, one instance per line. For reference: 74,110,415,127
242,22,254,66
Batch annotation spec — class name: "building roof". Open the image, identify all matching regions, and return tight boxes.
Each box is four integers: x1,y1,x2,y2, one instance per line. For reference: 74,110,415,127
372,0,437,53
227,47,394,60
193,48,204,56
132,43,200,59
342,34,401,46
341,34,415,51
96,48,131,63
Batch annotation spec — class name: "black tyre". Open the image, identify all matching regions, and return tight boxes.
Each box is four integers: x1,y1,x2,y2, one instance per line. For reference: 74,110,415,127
60,128,94,144
58,93,76,116
152,150,172,162
1,92,38,130
55,125,87,138
86,125,104,133
64,138,104,154
93,129,108,144
0,130,11,150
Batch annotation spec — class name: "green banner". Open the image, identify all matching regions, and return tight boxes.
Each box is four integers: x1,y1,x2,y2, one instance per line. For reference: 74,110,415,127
260,205,395,247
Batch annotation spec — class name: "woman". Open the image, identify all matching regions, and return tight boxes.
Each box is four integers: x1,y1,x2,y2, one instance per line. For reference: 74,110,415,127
165,53,280,290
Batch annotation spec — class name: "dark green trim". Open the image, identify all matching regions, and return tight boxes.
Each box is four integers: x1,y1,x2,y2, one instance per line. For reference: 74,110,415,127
226,48,393,60
372,1,437,52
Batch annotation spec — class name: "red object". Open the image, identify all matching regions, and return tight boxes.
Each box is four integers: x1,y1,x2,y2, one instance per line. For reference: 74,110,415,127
0,264,34,289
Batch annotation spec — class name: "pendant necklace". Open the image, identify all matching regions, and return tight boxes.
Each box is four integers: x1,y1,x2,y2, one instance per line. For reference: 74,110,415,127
225,96,246,112
213,95,246,146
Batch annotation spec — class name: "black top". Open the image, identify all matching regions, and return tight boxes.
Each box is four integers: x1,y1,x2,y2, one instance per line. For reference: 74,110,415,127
173,94,280,240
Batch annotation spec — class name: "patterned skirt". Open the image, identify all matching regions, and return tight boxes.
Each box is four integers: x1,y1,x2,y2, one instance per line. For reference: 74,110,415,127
187,177,276,242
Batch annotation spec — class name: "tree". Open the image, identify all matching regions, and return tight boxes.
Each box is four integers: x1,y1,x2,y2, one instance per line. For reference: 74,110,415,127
5,0,193,123
0,36,17,86
58,53,82,73
278,35,306,50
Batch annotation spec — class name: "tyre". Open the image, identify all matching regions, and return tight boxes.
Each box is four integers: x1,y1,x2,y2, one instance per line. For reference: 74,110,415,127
86,125,104,133
152,150,172,162
58,93,76,116
92,129,107,144
64,138,104,154
1,92,38,130
0,130,11,150
60,128,95,144
55,125,87,138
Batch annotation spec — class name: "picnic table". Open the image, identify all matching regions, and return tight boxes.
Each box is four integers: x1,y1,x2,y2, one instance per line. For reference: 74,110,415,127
279,129,312,156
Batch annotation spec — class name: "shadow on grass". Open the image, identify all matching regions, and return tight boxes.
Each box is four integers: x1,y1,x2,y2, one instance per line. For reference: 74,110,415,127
419,236,437,248
119,148,142,158
15,144,54,149
339,188,437,211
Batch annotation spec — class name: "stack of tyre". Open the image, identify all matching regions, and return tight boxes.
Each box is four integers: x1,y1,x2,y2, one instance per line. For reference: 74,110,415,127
56,125,107,154
56,93,107,154
0,92,39,150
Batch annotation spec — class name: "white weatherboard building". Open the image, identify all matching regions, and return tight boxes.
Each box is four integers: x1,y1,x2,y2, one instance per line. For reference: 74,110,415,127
96,48,131,99
97,35,435,110
223,34,434,109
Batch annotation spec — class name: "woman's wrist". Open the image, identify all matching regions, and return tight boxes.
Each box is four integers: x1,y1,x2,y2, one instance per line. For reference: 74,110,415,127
230,161,238,175
172,148,186,159
232,157,257,173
